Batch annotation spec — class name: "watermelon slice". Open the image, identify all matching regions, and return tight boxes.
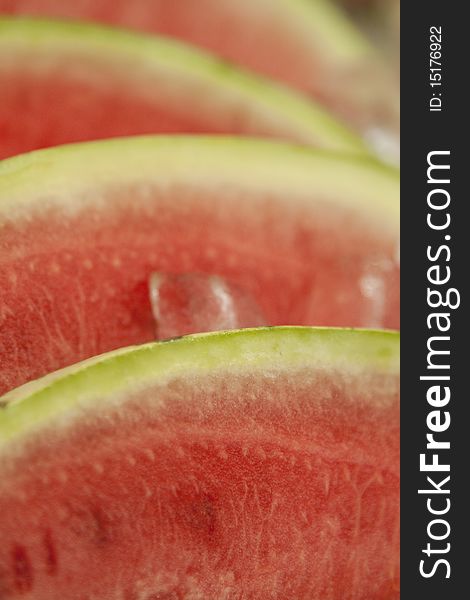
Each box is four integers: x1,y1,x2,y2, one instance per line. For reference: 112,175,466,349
0,327,400,599
0,0,399,152
0,17,365,160
0,135,400,395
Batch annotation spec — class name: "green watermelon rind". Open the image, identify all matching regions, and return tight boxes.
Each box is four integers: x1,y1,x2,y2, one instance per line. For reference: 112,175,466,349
0,135,399,227
0,16,367,154
0,327,399,446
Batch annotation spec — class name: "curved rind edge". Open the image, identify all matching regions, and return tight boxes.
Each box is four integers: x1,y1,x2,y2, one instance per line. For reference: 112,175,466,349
0,327,399,446
0,16,366,154
0,135,399,225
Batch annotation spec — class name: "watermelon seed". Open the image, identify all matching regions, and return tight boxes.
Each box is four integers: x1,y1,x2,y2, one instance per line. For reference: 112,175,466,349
42,529,57,576
67,504,113,547
89,506,112,547
11,544,33,592
184,493,216,539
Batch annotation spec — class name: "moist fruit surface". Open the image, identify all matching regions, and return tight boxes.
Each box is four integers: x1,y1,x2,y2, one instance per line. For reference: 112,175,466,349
0,136,400,394
0,327,400,599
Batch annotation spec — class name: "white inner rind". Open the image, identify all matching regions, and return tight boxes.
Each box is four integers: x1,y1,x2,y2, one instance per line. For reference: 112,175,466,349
0,136,399,229
0,327,399,447
0,18,366,153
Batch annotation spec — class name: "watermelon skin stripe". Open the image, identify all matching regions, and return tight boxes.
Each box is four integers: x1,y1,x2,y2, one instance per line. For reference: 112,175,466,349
0,16,368,156
0,327,399,446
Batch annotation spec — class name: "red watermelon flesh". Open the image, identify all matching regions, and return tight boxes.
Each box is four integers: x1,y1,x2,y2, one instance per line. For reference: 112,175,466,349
0,17,365,160
0,328,400,599
0,0,399,145
0,136,400,395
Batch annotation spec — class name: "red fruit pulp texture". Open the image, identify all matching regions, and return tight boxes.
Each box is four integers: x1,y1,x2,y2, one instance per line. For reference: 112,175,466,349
0,67,280,160
0,0,396,133
0,366,399,599
0,73,211,159
0,184,399,395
